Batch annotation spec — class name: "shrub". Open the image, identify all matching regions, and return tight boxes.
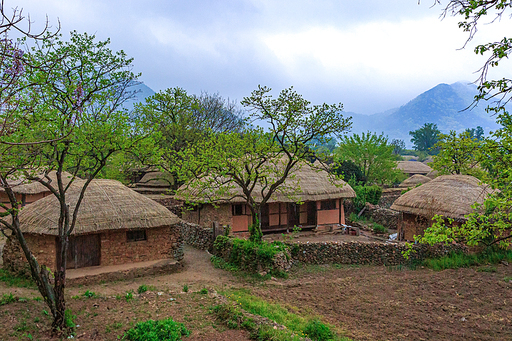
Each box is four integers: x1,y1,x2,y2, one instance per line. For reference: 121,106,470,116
64,309,76,329
125,290,134,301
352,184,383,211
83,290,97,298
182,284,189,293
123,318,190,341
137,285,148,294
200,288,208,294
304,319,334,341
372,224,388,234
0,293,17,305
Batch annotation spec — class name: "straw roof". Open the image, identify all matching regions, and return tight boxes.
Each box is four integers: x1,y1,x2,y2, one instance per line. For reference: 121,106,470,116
398,174,432,188
176,160,356,204
396,161,432,175
1,171,77,195
136,171,173,188
391,175,495,220
18,179,180,235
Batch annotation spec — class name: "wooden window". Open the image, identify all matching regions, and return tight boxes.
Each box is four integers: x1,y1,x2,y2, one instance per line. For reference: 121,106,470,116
232,204,244,216
320,199,337,211
127,229,147,242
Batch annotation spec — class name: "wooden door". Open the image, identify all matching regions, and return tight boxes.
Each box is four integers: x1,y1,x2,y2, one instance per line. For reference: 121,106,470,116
287,203,300,228
260,204,270,229
67,234,101,269
307,201,317,226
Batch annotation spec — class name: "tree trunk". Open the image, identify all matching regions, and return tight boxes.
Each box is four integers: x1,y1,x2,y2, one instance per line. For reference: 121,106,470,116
51,235,68,330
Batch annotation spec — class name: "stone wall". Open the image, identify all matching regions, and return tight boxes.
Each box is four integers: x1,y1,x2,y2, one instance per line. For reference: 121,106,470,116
179,221,214,250
288,241,467,266
379,189,402,209
152,197,184,218
2,234,56,276
363,203,400,230
182,204,232,230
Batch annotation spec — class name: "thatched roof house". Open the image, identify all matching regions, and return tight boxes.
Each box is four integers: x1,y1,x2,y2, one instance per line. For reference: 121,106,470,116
3,179,183,273
398,174,432,188
133,171,173,194
396,161,432,177
0,171,76,209
176,161,356,233
391,175,494,241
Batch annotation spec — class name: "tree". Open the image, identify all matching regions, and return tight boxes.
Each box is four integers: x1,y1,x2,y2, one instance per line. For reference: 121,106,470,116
432,130,485,178
0,31,139,331
175,86,351,240
409,123,441,153
334,132,403,185
390,139,406,155
464,126,484,140
133,87,246,190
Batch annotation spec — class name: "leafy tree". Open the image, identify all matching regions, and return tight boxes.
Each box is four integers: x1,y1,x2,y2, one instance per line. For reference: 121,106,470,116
332,160,366,184
409,123,441,153
432,130,485,178
0,31,139,331
464,126,484,140
390,139,406,155
175,86,351,240
133,87,246,190
334,132,403,185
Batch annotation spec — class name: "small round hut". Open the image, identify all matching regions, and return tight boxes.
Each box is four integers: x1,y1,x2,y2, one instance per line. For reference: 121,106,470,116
396,161,432,177
398,174,432,188
176,161,356,233
391,175,494,241
3,179,182,274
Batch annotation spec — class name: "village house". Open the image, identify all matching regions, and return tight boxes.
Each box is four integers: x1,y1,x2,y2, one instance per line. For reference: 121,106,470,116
176,162,356,234
391,174,494,241
396,161,432,177
398,174,432,188
2,179,182,274
0,171,75,210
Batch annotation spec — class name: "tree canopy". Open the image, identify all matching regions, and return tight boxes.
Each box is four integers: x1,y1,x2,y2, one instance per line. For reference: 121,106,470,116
409,123,441,153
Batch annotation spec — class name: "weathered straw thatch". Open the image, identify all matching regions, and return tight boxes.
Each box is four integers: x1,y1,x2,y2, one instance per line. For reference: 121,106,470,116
1,171,76,195
426,169,438,179
18,179,180,235
391,175,494,220
136,171,173,188
396,161,432,175
399,174,432,188
176,161,356,204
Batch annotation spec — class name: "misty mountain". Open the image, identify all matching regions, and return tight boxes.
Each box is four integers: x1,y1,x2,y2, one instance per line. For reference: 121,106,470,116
348,82,502,147
122,82,155,111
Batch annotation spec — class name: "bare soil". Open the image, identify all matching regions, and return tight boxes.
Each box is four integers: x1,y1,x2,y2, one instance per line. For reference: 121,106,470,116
1,243,512,341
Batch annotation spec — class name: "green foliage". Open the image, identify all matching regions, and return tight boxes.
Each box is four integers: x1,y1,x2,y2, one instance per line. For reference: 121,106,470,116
351,184,383,212
332,160,366,183
304,319,335,341
122,318,190,341
200,288,208,294
64,309,76,329
211,255,240,272
0,269,35,288
0,293,17,305
137,285,148,294
182,285,189,293
423,249,512,271
390,139,406,155
83,290,97,298
409,123,441,153
125,291,134,301
335,131,402,185
248,218,263,243
432,130,485,178
212,303,257,331
372,224,388,234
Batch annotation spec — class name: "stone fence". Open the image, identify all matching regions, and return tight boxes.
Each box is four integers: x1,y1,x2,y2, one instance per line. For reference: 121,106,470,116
288,241,467,266
179,221,214,250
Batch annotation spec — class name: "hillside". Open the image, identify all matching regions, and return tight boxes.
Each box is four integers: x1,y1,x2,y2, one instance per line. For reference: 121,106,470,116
349,82,502,146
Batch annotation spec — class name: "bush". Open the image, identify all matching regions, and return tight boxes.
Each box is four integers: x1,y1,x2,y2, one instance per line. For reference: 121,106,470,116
372,224,388,234
123,318,190,341
137,285,148,294
352,184,382,211
304,319,334,341
182,284,189,293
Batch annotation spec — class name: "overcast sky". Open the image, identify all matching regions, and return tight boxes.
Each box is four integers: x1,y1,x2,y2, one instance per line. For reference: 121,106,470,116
10,0,512,114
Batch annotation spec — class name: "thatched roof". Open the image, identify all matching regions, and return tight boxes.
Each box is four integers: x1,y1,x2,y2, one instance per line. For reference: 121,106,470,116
175,160,356,204
396,161,432,175
391,175,495,220
135,171,173,188
18,179,180,235
1,171,76,195
398,174,432,188
426,170,438,179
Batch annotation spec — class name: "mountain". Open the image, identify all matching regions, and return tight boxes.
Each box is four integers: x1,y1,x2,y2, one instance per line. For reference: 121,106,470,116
348,82,502,146
122,82,155,111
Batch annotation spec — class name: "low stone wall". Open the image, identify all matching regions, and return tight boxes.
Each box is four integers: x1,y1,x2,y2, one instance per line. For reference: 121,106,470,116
379,189,402,209
362,203,400,230
288,241,467,266
179,221,214,250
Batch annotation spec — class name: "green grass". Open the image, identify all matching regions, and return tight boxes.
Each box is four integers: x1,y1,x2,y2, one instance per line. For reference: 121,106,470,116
0,269,35,288
423,249,512,271
211,255,288,281
223,289,351,341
